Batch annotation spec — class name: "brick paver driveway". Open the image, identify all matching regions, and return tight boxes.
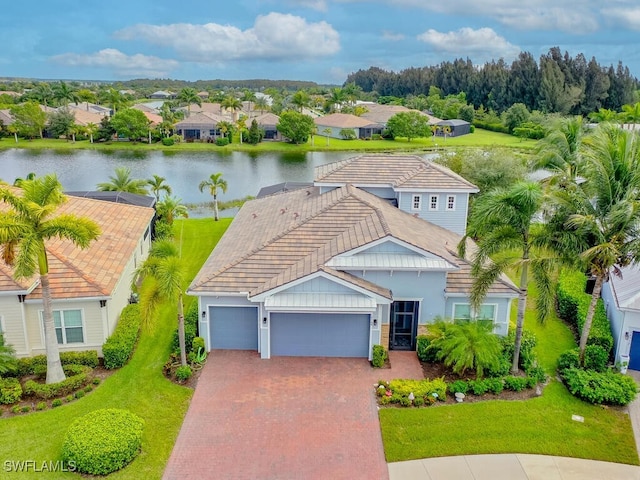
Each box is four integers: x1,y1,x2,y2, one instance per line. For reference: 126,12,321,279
163,350,398,480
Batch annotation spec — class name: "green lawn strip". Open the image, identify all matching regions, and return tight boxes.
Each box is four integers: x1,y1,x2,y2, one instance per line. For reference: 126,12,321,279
0,129,535,153
0,218,227,479
381,275,638,466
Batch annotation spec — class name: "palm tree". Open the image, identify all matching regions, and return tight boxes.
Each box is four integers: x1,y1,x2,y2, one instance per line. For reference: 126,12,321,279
323,127,332,146
85,122,98,143
97,167,149,195
242,90,256,113
134,239,188,366
588,108,617,124
199,173,228,221
222,96,243,121
550,124,640,361
177,88,201,117
619,102,640,131
33,83,54,108
236,117,247,144
13,172,37,186
0,175,100,383
52,81,80,107
254,97,269,114
291,90,311,113
100,88,126,115
217,121,234,140
156,196,188,225
460,181,557,373
147,174,172,202
532,116,585,186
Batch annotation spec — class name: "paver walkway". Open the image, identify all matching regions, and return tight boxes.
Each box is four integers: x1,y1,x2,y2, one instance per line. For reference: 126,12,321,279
163,350,423,480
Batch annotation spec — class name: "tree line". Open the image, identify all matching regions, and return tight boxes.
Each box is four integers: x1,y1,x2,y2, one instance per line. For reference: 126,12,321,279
346,47,639,116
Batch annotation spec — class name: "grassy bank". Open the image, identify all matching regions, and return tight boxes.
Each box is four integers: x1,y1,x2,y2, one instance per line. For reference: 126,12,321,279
0,218,230,479
0,129,536,154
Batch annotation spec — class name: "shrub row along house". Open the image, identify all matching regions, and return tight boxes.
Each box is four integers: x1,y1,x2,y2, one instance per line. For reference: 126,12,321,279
189,155,518,359
0,192,154,357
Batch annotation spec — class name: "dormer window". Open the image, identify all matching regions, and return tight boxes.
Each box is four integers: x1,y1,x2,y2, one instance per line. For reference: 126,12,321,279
412,195,422,211
447,195,455,210
429,195,438,210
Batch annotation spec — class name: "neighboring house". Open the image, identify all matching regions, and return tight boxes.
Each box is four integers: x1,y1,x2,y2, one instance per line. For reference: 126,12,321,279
197,91,209,99
245,112,282,140
314,154,478,235
150,91,176,99
435,119,471,137
0,193,155,357
188,155,517,360
602,264,640,369
175,112,227,141
0,109,14,126
68,109,106,128
359,103,441,127
67,102,111,116
314,113,383,139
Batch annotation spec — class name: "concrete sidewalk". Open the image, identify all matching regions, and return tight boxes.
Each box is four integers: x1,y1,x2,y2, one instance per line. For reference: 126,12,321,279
388,454,640,480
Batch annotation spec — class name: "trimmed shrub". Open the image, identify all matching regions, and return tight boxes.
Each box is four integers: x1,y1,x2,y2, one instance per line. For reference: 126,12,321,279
172,302,198,355
339,128,356,140
449,380,468,395
526,365,548,384
0,377,22,404
62,409,145,475
469,379,489,395
23,365,91,400
557,349,580,373
192,336,205,354
103,304,142,369
371,345,388,368
416,335,438,363
504,376,528,392
215,137,229,146
584,344,608,372
36,401,46,411
52,399,62,408
161,137,174,146
562,368,638,405
556,270,613,354
387,378,447,403
484,377,504,394
502,330,537,371
175,365,192,382
60,350,99,368
15,350,98,376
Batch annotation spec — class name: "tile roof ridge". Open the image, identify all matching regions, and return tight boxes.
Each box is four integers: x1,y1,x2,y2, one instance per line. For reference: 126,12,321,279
315,156,360,180
426,159,478,189
46,248,109,296
345,185,392,235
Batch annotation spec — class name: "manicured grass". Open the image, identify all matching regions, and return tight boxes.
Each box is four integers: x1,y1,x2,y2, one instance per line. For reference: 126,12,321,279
0,218,230,479
380,281,639,465
0,129,535,153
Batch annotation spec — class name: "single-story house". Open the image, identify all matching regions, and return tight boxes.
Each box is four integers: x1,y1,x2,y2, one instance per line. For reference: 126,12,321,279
150,91,176,99
189,155,517,360
0,192,155,357
245,112,282,140
358,103,441,127
435,119,471,137
175,112,227,141
602,264,640,369
314,113,383,139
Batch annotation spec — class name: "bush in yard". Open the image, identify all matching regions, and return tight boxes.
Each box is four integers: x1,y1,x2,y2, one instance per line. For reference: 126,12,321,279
484,377,504,394
371,345,388,368
62,409,144,475
584,344,609,372
102,304,141,369
526,365,548,384
557,349,581,374
175,365,193,382
562,368,637,405
52,399,62,408
23,365,91,400
161,137,174,146
449,380,468,395
0,377,22,404
215,137,229,146
60,350,99,368
386,378,447,403
416,335,439,363
192,336,205,354
504,376,529,392
502,330,537,371
172,302,198,355
469,379,489,395
15,350,98,376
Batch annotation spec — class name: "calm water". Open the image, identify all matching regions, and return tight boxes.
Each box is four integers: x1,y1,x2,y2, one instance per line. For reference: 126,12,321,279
0,149,356,208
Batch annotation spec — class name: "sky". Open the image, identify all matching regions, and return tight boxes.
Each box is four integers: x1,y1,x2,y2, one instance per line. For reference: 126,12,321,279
1,0,639,85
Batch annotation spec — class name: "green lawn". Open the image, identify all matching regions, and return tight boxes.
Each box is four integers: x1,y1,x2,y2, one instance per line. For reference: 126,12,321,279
0,129,536,153
0,218,230,479
380,283,639,465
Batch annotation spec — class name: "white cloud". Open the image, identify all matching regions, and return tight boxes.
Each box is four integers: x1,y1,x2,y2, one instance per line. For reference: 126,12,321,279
51,49,179,77
382,30,404,41
286,0,328,11
418,27,520,62
602,7,640,31
114,13,340,62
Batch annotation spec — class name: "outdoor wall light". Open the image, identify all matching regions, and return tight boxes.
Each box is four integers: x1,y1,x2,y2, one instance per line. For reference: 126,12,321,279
263,317,267,326
373,318,378,327
626,331,630,341
202,311,206,319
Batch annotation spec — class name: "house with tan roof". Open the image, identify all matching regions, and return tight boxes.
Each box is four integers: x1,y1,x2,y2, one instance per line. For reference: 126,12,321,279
359,103,441,126
188,155,517,360
244,112,282,140
314,113,383,139
174,111,228,141
0,193,155,357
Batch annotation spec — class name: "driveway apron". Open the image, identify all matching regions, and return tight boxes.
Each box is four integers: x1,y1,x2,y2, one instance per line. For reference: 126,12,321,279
163,350,406,480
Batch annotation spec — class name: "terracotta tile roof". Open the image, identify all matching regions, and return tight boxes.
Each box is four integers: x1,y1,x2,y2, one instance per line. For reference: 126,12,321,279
245,112,280,128
189,185,515,298
313,113,380,129
175,111,226,128
314,154,478,191
0,189,155,300
359,104,441,125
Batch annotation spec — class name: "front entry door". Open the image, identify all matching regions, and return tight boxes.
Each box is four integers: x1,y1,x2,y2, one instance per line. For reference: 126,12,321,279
629,332,640,371
390,301,419,350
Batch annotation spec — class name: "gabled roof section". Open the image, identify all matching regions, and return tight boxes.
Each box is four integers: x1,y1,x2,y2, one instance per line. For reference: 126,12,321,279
609,264,640,311
314,155,478,192
189,184,483,298
0,189,155,300
314,113,380,129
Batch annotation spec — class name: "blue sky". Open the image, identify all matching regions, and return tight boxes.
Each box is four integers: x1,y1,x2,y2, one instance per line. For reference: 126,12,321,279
1,0,639,85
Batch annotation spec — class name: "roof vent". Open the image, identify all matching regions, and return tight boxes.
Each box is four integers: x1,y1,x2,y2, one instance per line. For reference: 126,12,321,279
293,212,299,219
252,213,258,218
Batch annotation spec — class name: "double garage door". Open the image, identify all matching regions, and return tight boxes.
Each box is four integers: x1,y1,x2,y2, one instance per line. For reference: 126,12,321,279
209,307,370,358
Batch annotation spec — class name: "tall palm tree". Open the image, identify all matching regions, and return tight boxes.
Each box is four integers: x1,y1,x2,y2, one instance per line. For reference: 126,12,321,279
217,121,234,140
147,174,172,202
134,239,188,366
532,116,585,186
0,175,100,383
52,81,80,107
242,90,256,114
291,90,311,113
100,88,126,115
85,122,98,143
254,97,269,114
550,123,640,360
199,172,228,221
33,83,54,108
97,167,149,195
177,88,201,117
156,196,188,225
222,96,242,121
460,181,557,373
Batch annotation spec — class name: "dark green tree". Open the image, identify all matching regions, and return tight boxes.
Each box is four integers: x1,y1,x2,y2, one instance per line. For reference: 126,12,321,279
386,111,430,141
47,107,77,140
276,111,314,144
246,119,263,145
110,108,150,142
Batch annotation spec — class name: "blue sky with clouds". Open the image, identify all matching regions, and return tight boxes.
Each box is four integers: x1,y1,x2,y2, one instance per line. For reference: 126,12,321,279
1,1,639,84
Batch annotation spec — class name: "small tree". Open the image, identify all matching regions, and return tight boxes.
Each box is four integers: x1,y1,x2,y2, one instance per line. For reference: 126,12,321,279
276,111,314,144
10,101,47,139
110,108,150,142
247,119,263,145
147,175,172,202
199,173,228,221
97,167,149,195
47,107,77,141
386,111,430,142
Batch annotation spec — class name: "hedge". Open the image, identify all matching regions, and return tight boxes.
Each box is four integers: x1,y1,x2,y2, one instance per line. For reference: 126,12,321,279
171,301,198,356
371,345,388,368
103,304,142,369
15,350,99,377
556,270,613,354
386,378,447,401
62,409,144,475
562,367,638,405
23,365,91,400
0,377,22,404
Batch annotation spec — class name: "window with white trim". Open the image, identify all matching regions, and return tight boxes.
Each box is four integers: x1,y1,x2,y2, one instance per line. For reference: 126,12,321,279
446,195,456,210
453,303,496,328
412,194,422,211
429,195,438,210
42,309,84,344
